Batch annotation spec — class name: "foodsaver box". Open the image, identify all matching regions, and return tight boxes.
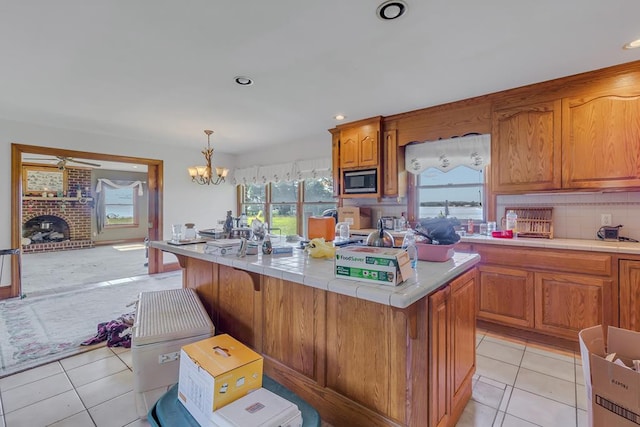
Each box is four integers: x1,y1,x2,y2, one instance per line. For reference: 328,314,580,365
335,246,413,286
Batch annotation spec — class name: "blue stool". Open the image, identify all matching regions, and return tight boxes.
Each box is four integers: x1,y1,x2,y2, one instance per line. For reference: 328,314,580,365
148,375,321,427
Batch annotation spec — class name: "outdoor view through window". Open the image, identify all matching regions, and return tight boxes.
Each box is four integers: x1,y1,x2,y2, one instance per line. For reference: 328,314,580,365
104,186,137,226
417,166,485,221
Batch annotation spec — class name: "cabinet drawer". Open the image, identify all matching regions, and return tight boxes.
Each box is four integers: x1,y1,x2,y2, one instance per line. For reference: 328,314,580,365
475,245,612,276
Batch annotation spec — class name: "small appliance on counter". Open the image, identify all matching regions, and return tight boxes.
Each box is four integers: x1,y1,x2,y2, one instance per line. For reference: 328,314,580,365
597,225,639,242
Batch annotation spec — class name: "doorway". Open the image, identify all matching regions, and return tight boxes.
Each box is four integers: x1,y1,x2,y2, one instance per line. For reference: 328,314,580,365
5,143,165,300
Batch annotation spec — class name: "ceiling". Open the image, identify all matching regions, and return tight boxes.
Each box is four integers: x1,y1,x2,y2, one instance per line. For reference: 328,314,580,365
1,1,639,155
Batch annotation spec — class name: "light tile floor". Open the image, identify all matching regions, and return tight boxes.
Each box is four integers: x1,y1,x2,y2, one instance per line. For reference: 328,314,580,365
458,329,587,427
0,328,588,426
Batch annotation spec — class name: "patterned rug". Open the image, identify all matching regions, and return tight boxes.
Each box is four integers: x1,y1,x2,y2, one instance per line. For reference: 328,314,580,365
0,271,182,378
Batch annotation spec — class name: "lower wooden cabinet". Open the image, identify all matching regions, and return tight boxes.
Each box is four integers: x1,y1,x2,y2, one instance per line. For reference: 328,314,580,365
620,259,640,331
534,272,612,340
477,265,534,328
474,244,615,341
429,269,476,427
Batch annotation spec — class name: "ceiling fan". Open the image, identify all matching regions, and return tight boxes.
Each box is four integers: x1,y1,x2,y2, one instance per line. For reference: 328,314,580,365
23,155,102,170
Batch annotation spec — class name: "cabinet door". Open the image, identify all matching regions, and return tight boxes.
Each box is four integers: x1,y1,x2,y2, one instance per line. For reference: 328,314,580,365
535,272,613,340
619,260,640,331
492,100,562,192
330,129,341,197
477,265,535,328
429,286,451,427
339,128,359,169
450,269,476,419
358,123,379,167
562,94,640,189
383,129,398,196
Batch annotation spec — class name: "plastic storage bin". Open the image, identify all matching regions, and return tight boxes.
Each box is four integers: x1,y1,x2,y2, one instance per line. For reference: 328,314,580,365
133,288,215,418
416,243,457,262
148,375,321,427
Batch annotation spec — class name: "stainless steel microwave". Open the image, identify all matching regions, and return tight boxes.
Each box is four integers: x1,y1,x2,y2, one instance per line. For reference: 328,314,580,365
343,169,377,194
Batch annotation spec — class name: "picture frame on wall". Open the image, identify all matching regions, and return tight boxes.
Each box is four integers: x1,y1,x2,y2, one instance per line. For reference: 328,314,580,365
22,164,68,196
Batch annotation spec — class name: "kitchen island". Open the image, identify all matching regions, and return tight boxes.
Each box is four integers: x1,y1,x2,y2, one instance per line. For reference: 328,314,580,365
151,241,480,427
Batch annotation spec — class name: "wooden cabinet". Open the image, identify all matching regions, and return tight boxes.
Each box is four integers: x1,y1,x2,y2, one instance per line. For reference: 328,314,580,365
383,128,398,196
619,260,640,331
474,244,615,341
493,91,640,193
339,118,381,169
449,269,476,421
429,285,450,427
477,264,534,328
492,100,562,192
330,129,341,197
429,269,476,427
534,271,612,340
562,93,640,189
174,248,477,426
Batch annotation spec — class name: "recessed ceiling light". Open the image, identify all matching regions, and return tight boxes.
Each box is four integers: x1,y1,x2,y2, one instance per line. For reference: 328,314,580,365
376,0,407,21
334,114,346,121
623,38,640,49
234,76,254,86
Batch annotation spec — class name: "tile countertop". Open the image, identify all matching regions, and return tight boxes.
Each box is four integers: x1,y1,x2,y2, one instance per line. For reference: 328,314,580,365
150,240,480,309
460,234,640,255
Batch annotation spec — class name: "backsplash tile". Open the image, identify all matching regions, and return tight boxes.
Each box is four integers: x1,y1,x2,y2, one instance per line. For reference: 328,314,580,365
497,192,640,241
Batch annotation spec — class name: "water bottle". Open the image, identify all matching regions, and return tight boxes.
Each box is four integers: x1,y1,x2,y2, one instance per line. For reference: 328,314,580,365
506,210,518,234
402,229,418,269
240,212,248,227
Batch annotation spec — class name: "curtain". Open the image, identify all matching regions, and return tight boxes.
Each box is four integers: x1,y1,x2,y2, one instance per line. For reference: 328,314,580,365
294,158,332,180
405,134,491,174
234,157,332,185
94,179,145,234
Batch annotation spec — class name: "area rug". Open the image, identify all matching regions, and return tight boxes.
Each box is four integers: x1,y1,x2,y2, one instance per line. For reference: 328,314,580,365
0,271,182,378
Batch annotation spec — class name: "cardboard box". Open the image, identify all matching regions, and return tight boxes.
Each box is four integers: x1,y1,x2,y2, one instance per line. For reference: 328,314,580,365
177,334,263,427
338,207,372,230
211,387,302,427
335,246,414,286
579,325,640,427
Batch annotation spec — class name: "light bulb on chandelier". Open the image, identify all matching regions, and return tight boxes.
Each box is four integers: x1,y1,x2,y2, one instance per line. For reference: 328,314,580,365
187,130,229,185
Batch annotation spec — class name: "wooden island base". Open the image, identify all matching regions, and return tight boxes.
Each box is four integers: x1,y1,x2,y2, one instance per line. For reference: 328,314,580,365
172,254,477,427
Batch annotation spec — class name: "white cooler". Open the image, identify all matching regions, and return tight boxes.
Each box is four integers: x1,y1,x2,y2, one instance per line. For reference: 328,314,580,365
133,288,215,418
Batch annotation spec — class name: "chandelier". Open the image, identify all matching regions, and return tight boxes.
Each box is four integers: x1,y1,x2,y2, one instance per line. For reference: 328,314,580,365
187,130,229,185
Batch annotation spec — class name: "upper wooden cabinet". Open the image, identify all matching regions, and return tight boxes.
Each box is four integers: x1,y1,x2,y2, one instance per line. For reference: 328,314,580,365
562,93,640,189
339,117,381,169
492,100,562,192
383,128,398,196
493,87,640,193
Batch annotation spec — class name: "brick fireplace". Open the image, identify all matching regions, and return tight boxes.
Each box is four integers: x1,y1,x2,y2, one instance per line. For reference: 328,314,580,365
22,168,94,253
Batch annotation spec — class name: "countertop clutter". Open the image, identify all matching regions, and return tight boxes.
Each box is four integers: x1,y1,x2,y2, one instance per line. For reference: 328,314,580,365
150,240,480,309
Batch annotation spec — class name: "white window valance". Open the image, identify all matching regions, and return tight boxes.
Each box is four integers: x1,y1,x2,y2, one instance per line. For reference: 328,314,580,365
405,134,491,174
234,166,259,185
294,158,332,180
234,157,332,185
95,178,144,195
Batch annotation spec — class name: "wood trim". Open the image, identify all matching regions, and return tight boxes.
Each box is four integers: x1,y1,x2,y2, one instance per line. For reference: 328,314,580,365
9,143,164,299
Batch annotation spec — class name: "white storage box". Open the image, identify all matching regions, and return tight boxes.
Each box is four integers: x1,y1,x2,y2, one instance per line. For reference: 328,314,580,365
212,387,302,427
133,288,215,418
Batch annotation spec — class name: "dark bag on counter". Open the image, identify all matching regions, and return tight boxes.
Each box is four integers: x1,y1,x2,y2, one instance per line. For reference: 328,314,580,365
416,218,461,245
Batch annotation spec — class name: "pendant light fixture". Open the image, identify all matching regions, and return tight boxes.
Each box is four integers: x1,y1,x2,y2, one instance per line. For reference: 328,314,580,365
187,130,229,185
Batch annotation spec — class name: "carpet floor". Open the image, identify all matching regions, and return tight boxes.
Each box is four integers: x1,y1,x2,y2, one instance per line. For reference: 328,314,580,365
0,271,182,378
21,243,150,296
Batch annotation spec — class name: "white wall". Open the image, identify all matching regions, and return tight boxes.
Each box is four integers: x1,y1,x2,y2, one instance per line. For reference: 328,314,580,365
0,118,238,255
234,136,331,168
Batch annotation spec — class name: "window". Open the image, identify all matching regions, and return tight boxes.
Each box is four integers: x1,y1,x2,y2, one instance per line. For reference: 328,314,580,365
417,166,485,222
104,186,138,227
239,177,336,237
